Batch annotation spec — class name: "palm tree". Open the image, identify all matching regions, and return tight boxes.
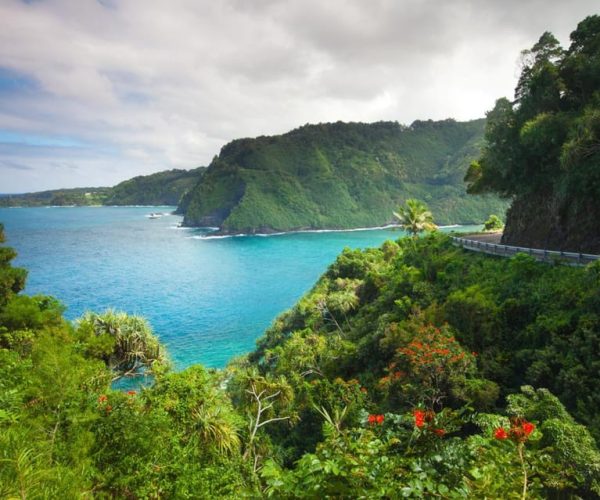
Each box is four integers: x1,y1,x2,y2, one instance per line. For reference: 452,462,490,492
393,199,437,237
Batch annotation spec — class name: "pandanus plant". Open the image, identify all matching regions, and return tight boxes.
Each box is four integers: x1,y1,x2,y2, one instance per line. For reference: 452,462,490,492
78,309,166,380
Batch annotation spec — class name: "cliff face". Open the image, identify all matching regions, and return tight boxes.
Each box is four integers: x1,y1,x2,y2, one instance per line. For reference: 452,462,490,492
502,191,600,254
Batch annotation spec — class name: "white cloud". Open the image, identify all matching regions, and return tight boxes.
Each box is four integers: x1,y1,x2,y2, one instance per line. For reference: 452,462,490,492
0,0,597,191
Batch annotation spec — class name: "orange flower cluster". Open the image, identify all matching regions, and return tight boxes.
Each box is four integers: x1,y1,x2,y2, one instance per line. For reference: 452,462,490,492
413,409,427,428
397,325,473,372
98,394,112,413
494,418,535,442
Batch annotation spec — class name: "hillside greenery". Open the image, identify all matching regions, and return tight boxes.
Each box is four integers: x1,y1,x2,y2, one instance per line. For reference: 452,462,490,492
0,167,204,208
466,15,600,252
180,119,507,233
0,187,111,207
104,167,205,206
2,219,600,497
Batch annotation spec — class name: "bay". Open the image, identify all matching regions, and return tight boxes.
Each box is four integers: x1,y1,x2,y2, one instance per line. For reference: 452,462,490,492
0,206,479,369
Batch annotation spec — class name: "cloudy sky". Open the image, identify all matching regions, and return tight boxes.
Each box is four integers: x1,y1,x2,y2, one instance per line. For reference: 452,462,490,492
0,0,597,192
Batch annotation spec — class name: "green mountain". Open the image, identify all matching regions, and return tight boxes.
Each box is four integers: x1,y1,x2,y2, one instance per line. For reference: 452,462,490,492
0,167,205,207
179,119,507,232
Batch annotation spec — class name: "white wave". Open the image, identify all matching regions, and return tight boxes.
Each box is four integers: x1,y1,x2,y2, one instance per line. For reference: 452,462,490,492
189,223,469,240
105,205,177,208
190,233,248,240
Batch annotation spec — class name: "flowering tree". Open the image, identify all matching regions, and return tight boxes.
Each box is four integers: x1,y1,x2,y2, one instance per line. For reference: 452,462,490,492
383,320,476,408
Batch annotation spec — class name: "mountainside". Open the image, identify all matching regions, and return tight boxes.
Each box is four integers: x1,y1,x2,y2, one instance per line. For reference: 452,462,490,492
179,119,507,232
0,167,204,207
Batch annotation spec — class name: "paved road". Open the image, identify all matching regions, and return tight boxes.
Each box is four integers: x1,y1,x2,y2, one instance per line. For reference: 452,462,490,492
452,234,599,266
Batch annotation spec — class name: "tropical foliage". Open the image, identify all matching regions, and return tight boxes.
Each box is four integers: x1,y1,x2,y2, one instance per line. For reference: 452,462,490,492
483,214,504,231
465,15,600,252
2,216,600,497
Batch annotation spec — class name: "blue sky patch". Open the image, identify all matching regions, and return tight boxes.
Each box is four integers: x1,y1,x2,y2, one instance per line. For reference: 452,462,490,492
0,67,39,94
0,131,86,148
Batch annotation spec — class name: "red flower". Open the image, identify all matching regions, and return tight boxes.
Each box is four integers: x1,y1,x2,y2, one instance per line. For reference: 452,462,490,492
433,428,446,437
368,414,384,425
494,427,508,440
413,409,426,428
98,394,108,404
521,421,535,436
127,390,136,396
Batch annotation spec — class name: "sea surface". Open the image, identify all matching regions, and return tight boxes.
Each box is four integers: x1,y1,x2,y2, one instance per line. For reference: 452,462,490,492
0,206,479,369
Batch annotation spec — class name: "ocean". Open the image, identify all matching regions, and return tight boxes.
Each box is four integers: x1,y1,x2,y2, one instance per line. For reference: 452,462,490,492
0,206,479,369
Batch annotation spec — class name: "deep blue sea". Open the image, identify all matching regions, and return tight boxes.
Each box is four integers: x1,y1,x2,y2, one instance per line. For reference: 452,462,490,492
0,206,479,369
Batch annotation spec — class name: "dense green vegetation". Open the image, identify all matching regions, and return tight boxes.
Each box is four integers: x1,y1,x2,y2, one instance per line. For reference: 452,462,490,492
466,15,600,252
0,167,204,207
484,214,504,232
2,218,600,497
104,167,205,206
179,119,507,233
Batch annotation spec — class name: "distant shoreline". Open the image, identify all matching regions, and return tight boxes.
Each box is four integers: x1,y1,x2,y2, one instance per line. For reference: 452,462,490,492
0,204,177,209
191,223,467,240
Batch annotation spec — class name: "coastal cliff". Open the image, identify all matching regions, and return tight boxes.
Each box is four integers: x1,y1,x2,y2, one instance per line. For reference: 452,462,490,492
502,191,600,253
179,119,507,232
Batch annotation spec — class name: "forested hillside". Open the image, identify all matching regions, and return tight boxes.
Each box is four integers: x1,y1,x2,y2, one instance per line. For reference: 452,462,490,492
0,167,204,207
104,167,205,206
466,15,600,252
179,119,507,232
0,187,111,207
2,223,600,497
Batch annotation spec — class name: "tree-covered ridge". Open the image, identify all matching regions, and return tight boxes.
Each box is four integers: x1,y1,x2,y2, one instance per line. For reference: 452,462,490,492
0,167,205,207
2,220,600,497
104,167,205,206
0,187,112,207
466,15,600,252
180,119,507,232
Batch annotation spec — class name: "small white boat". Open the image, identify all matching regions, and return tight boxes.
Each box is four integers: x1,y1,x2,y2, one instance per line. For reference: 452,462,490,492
147,212,162,219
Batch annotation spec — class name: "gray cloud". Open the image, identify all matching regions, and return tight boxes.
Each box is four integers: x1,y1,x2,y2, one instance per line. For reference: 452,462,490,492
1,160,33,171
0,0,597,192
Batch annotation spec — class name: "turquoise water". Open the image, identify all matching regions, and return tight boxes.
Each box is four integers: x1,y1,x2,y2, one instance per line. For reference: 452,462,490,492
0,206,478,369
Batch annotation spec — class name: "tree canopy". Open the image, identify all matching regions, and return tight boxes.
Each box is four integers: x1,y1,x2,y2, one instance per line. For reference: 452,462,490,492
466,16,600,198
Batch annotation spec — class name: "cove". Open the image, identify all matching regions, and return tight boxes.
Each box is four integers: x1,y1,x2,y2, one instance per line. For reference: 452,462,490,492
0,206,480,368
